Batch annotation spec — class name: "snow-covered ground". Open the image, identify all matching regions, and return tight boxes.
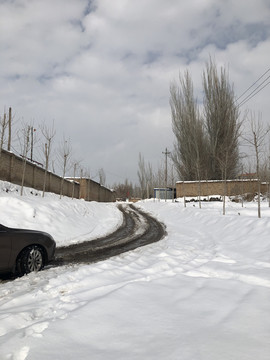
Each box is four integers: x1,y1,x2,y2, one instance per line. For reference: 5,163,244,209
0,181,270,360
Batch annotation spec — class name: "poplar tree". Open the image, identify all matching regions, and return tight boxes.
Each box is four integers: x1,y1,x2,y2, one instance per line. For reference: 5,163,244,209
171,59,241,181
170,70,210,180
203,59,241,180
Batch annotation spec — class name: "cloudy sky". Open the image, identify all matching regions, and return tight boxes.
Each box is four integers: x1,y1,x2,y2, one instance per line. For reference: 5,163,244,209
0,0,270,185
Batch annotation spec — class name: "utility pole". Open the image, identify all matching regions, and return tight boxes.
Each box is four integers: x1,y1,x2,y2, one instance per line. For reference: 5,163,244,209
162,147,171,201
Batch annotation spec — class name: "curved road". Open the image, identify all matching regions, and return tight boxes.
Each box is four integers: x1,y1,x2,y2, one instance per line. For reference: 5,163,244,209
53,203,166,266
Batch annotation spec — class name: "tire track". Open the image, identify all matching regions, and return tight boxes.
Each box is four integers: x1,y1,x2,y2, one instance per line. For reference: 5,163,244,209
53,204,166,266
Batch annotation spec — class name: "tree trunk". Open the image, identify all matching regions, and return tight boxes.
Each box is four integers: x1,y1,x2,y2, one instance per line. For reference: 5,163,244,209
8,107,11,151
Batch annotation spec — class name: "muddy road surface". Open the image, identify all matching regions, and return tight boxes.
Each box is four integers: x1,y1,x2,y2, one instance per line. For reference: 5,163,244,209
53,204,166,266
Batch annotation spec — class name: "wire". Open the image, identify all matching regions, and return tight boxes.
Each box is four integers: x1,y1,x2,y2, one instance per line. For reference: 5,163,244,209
238,81,270,107
236,67,270,102
238,75,270,107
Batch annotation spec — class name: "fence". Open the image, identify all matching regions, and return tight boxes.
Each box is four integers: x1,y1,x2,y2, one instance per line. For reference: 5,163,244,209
0,149,115,202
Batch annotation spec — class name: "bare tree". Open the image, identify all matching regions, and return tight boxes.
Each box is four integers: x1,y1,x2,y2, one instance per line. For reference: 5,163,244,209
259,156,270,208
137,153,157,199
168,163,176,189
19,125,31,196
113,179,134,200
98,168,106,186
243,112,270,218
58,137,72,199
156,161,165,186
0,107,15,155
0,111,8,158
7,107,12,151
145,162,155,198
71,160,81,199
40,122,56,197
85,168,91,201
137,153,146,198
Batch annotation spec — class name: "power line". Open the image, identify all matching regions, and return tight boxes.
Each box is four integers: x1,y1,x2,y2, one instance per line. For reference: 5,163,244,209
236,68,270,102
238,75,270,107
236,67,270,108
238,80,270,107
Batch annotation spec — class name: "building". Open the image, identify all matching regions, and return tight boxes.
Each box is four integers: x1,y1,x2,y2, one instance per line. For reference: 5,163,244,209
154,187,176,200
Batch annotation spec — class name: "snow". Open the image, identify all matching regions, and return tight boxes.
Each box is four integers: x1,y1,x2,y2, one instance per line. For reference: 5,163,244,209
0,181,270,359
0,181,122,246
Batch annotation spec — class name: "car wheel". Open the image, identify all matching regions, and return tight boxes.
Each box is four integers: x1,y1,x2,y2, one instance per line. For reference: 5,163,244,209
17,245,45,275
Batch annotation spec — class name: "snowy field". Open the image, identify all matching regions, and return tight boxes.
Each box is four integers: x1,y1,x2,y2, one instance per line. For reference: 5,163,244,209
0,181,270,360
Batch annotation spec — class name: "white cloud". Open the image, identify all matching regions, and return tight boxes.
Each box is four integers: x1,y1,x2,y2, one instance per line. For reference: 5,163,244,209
0,0,269,184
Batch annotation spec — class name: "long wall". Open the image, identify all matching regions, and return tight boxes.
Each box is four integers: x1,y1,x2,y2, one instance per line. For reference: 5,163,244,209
69,177,115,202
0,149,115,202
176,179,269,198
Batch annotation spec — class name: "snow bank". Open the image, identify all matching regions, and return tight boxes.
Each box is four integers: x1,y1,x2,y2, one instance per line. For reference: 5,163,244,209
0,181,122,246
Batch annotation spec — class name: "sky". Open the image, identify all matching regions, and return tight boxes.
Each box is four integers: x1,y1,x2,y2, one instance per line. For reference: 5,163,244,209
0,181,270,359
0,0,270,185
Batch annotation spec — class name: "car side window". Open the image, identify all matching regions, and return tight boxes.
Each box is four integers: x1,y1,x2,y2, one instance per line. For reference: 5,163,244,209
0,224,7,232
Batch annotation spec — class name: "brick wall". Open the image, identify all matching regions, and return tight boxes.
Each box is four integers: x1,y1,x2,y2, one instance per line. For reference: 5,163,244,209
74,177,115,202
176,179,268,198
0,149,115,202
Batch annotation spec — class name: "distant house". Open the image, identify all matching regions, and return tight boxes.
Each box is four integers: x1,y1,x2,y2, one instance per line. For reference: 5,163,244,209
154,188,176,200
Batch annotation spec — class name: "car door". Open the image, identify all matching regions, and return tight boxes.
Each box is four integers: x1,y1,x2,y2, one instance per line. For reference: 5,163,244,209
0,225,12,271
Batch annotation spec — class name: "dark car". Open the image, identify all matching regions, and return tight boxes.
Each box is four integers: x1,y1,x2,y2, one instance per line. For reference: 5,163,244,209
0,224,56,276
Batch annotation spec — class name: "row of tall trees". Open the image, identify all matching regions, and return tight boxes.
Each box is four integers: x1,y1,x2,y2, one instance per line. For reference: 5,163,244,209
133,60,242,200
112,179,137,200
135,60,270,218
